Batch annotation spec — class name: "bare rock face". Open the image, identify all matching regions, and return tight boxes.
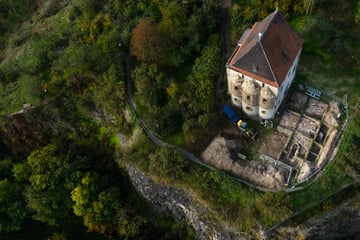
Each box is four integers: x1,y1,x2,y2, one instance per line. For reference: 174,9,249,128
271,201,360,239
126,165,243,240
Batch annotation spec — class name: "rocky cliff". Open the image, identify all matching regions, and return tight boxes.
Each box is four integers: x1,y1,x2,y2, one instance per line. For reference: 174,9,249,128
126,165,243,240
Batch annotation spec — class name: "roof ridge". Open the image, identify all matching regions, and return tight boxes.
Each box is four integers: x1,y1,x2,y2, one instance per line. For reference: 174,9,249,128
229,22,258,66
258,10,277,41
259,40,278,85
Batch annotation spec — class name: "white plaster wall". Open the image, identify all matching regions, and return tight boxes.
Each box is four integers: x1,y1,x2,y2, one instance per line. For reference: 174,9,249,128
275,49,302,112
226,68,239,94
231,95,242,107
242,103,259,117
227,48,302,119
259,107,275,119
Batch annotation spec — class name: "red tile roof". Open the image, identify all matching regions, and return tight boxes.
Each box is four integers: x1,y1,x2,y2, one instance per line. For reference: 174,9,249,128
228,10,304,88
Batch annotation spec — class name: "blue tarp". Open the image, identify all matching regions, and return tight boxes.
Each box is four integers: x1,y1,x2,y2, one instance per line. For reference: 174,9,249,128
223,106,240,124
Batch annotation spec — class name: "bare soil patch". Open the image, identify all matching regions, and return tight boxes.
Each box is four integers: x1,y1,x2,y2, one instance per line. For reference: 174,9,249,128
288,92,308,112
323,101,341,127
259,128,291,160
296,116,320,139
279,110,300,130
201,125,288,190
305,98,328,120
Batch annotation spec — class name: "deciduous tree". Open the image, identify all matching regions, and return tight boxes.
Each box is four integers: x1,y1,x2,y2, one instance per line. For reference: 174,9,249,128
130,18,168,63
71,172,122,233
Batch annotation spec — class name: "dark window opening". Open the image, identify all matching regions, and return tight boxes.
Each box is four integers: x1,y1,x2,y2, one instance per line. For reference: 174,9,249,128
282,50,289,61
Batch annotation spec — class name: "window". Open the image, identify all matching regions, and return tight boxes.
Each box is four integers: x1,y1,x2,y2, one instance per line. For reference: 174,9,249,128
246,95,250,101
246,106,253,111
241,74,244,79
262,98,267,104
261,110,266,114
252,64,258,72
262,83,265,87
234,97,239,102
234,86,239,90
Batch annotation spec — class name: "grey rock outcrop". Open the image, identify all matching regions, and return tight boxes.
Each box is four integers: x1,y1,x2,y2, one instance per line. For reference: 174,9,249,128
126,165,243,240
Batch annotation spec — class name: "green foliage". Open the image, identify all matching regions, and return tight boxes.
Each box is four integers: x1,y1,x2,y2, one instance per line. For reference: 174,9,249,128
255,192,293,226
132,63,167,109
71,172,122,233
21,144,75,225
181,34,220,117
0,0,208,238
149,148,188,181
178,35,221,147
158,1,188,42
0,179,26,232
71,0,98,18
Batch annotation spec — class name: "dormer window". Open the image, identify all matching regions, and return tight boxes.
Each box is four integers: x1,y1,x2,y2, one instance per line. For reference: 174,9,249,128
282,50,289,61
252,64,259,73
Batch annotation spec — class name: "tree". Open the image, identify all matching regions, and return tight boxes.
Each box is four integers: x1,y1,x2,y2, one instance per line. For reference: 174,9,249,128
130,18,169,63
180,34,220,118
71,172,122,233
132,63,167,109
158,1,188,43
0,179,26,232
16,144,79,225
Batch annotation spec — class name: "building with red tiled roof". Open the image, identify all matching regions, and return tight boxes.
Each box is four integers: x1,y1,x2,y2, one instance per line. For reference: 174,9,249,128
226,10,304,120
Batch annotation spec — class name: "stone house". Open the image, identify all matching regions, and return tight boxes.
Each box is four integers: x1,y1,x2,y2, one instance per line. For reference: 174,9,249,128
226,10,304,120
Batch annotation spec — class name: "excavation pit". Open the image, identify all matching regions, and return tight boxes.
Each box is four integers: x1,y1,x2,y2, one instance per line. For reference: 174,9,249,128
296,116,320,139
305,98,328,120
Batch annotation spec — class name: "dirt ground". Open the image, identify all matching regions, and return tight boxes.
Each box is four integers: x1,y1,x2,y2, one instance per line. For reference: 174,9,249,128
296,116,320,138
323,102,341,127
259,128,291,160
279,110,300,130
202,91,343,190
288,91,308,112
305,98,328,120
201,126,288,190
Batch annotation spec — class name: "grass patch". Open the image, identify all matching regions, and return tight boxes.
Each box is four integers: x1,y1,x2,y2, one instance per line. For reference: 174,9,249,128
297,52,360,107
0,74,43,114
166,130,185,147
